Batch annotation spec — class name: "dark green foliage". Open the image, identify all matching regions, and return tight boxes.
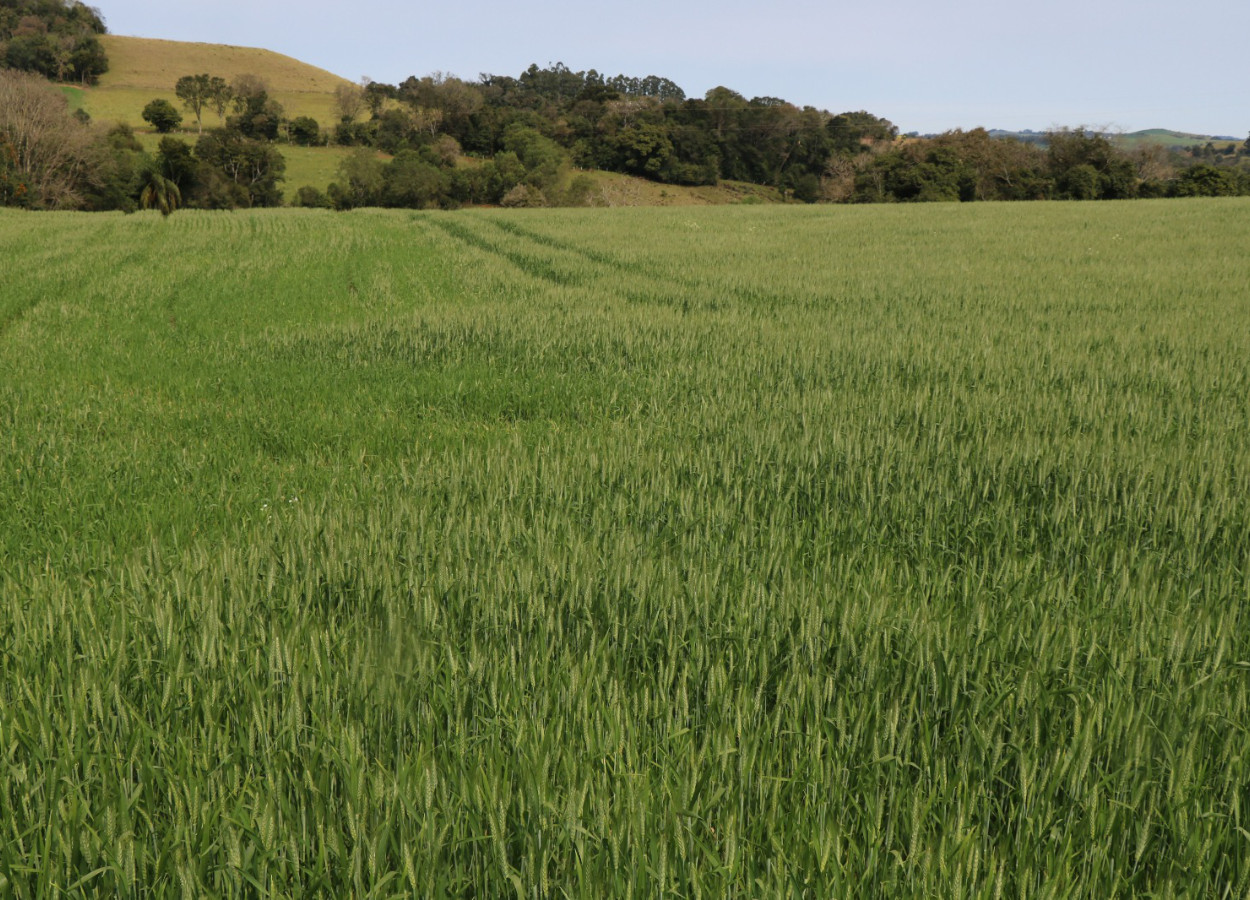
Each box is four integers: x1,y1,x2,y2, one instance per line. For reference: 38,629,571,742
381,149,448,208
289,115,320,146
155,136,197,190
362,79,395,116
828,110,898,154
327,146,384,208
1047,129,1139,200
141,97,182,133
609,122,673,177
854,145,968,203
80,123,148,211
226,77,283,141
193,129,285,207
1171,164,1241,197
333,119,376,147
0,0,107,83
293,184,331,208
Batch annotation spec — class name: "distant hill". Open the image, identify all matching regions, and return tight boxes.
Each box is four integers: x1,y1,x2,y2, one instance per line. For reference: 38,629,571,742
1112,128,1241,149
984,127,1241,150
63,35,353,129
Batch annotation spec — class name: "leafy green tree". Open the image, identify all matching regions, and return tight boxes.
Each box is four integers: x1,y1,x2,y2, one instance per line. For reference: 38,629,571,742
327,147,385,208
333,119,377,147
1171,164,1240,197
175,74,213,133
828,111,897,155
155,136,198,191
929,128,1049,201
293,185,331,208
852,144,969,202
81,122,149,211
142,98,182,133
206,76,232,122
381,150,448,208
289,116,321,146
610,123,673,177
224,75,283,140
1057,163,1100,200
194,129,285,207
363,80,396,116
1046,128,1137,199
502,124,569,195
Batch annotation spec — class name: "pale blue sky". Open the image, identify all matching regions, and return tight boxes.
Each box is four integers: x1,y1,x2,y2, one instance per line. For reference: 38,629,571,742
98,0,1248,137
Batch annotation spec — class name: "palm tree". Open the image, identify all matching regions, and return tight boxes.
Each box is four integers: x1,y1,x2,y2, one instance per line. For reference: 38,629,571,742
139,172,182,217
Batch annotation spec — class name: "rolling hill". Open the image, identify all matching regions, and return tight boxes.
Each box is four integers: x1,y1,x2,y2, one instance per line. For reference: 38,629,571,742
65,35,353,130
53,34,783,207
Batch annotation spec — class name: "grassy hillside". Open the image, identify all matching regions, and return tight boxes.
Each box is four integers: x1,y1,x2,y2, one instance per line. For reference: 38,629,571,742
2,200,1249,895
61,35,784,206
66,35,351,129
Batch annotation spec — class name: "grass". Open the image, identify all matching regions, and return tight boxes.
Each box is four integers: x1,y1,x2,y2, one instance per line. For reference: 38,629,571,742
581,171,783,206
72,35,351,130
2,200,1249,896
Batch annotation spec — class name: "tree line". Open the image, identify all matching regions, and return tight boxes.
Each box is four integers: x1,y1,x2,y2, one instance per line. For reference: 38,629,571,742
296,63,1250,207
5,46,1250,212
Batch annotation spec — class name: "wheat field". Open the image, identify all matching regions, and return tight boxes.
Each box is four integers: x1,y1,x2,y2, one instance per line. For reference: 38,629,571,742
2,201,1249,896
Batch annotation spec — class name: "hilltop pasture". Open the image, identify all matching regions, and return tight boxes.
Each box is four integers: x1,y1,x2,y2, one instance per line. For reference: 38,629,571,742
76,34,352,128
2,200,1249,896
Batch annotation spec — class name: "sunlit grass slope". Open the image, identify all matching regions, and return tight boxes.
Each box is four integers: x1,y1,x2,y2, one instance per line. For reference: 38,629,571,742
71,34,351,128
2,200,1249,895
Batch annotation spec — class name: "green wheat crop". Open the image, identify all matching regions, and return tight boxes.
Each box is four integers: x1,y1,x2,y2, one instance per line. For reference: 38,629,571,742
1,200,1248,897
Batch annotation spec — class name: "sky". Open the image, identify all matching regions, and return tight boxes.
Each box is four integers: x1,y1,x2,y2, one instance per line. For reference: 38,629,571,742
97,0,1249,137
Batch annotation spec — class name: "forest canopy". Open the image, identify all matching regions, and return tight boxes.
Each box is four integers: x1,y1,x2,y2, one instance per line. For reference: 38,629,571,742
0,0,107,84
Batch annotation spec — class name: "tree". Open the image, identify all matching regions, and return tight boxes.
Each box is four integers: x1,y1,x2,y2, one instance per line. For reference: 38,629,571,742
226,78,283,141
142,98,182,133
328,147,384,208
81,122,148,212
363,80,396,116
828,110,897,155
1171,164,1240,197
0,68,96,208
610,123,673,177
155,136,197,191
139,170,181,215
1046,128,1138,199
194,130,285,207
289,116,320,146
334,82,366,123
929,128,1049,200
175,74,212,133
206,76,232,122
381,150,447,208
